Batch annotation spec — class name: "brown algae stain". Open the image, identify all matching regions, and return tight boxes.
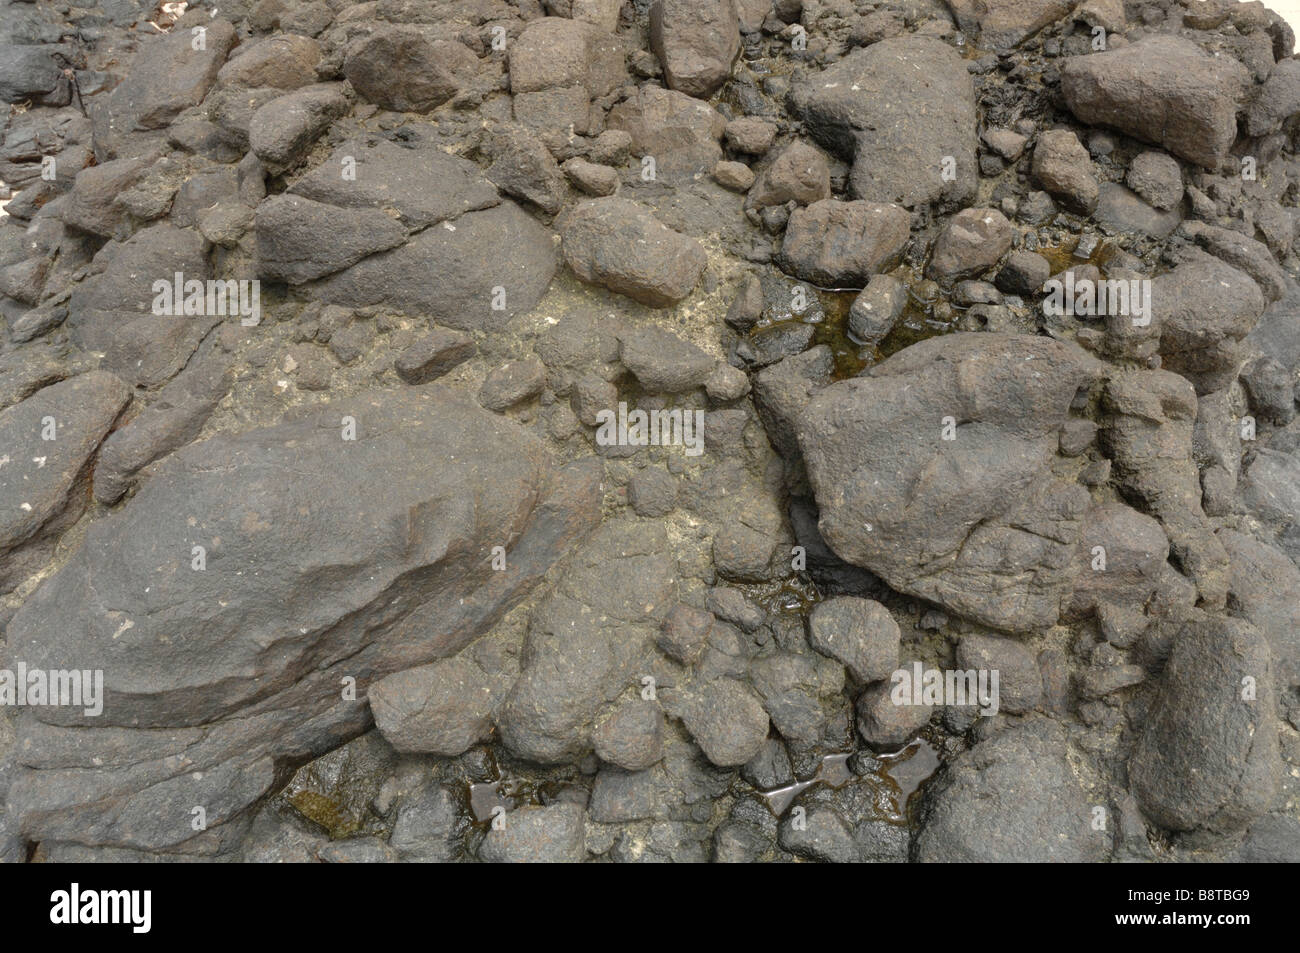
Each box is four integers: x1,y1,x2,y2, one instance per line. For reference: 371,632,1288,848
287,790,361,838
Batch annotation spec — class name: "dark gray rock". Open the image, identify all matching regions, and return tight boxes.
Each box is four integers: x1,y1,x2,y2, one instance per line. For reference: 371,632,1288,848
797,333,1102,632
92,356,231,504
343,26,458,113
619,324,715,392
0,45,68,106
749,652,842,744
1092,182,1182,239
789,37,977,209
255,194,407,284
1238,449,1300,565
807,596,899,684
649,0,739,99
485,125,568,215
316,202,556,331
746,140,831,210
4,388,600,851
61,150,165,240
1101,369,1229,609
946,0,1073,49
592,698,665,770
1181,221,1287,305
657,604,714,665
217,33,322,91
1130,617,1280,844
0,372,130,591
90,19,238,159
956,634,1041,713
997,250,1050,297
249,84,349,175
1125,151,1183,211
1061,35,1250,170
1156,259,1264,395
926,207,1014,281
497,520,675,762
855,678,933,750
671,677,769,766
394,328,475,384
370,654,509,755
390,782,469,862
913,718,1108,862
1244,57,1300,137
778,805,859,863
508,17,625,99
847,273,906,344
479,359,546,411
1241,357,1296,425
479,802,587,863
606,85,726,178
291,137,499,230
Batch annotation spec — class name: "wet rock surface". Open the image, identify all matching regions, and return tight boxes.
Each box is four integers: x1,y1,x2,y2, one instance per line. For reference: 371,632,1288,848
0,0,1298,867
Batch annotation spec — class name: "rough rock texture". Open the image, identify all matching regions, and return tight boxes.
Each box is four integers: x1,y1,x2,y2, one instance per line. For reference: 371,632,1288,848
4,388,600,850
560,197,707,306
914,719,1108,862
649,0,739,100
5,0,1300,868
1130,617,1280,844
789,37,977,209
797,334,1102,631
1061,35,1250,170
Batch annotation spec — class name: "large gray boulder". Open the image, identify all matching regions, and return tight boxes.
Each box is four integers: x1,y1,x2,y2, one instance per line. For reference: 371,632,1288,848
796,333,1102,632
914,718,1109,862
789,36,977,209
4,386,601,852
1130,617,1280,844
1061,35,1250,170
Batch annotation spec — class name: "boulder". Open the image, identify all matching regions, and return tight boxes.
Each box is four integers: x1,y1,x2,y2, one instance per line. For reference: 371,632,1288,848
4,388,601,851
789,37,977,209
1061,35,1250,170
797,333,1103,631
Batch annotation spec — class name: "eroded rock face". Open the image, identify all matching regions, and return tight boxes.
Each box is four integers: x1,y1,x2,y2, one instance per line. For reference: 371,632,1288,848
0,372,130,592
90,18,238,159
7,0,1300,866
4,387,600,850
496,520,676,763
797,333,1102,632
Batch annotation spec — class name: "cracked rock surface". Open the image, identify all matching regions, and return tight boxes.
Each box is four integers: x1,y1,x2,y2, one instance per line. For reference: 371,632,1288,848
0,0,1299,866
